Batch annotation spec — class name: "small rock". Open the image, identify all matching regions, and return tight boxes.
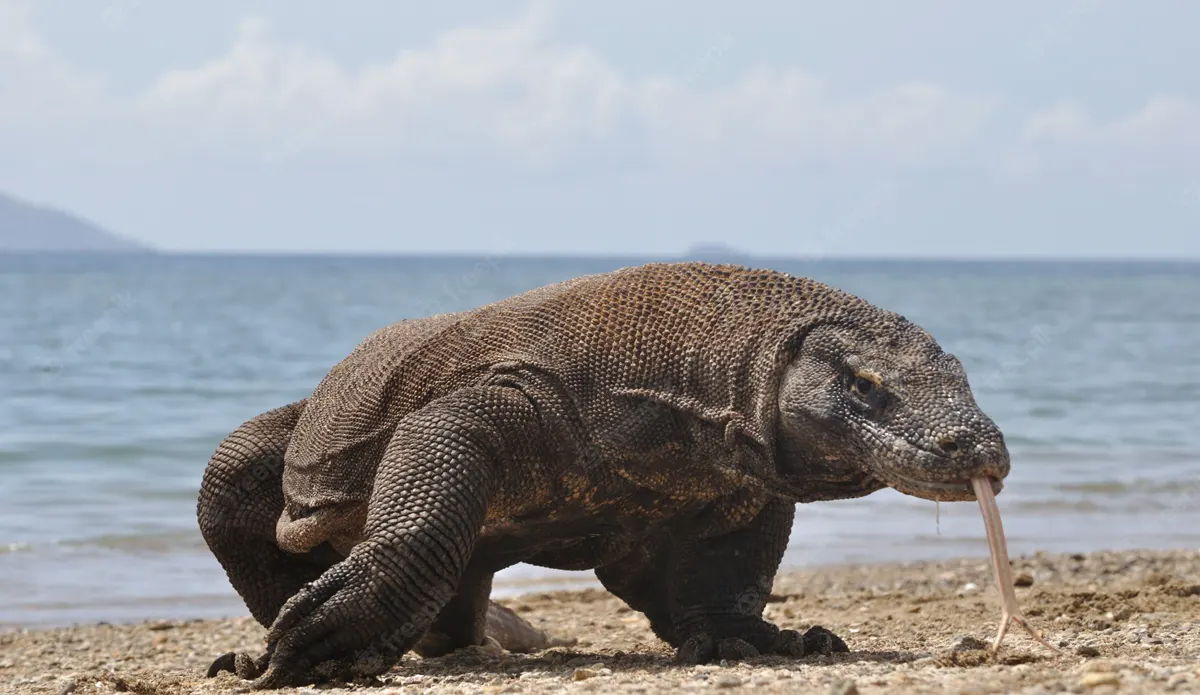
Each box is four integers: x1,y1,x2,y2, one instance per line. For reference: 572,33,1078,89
57,679,77,695
1076,645,1101,658
959,582,979,594
1014,573,1035,587
572,667,601,681
714,674,743,688
951,636,990,652
827,679,859,695
1079,672,1120,688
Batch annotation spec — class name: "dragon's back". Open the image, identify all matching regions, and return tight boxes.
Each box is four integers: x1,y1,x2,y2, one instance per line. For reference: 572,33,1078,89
282,262,866,512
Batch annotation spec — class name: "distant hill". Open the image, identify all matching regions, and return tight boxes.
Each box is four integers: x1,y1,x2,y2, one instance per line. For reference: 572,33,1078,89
0,192,149,252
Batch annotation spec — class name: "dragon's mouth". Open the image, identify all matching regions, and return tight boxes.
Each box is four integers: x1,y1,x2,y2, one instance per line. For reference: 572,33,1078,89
774,472,885,503
855,423,1010,502
885,471,1003,502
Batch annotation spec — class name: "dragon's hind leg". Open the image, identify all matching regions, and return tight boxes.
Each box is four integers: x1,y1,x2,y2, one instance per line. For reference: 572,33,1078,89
669,499,849,663
197,400,340,679
599,498,850,664
594,535,681,645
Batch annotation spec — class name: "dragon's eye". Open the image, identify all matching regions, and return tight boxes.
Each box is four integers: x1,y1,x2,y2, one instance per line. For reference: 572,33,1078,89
850,375,876,398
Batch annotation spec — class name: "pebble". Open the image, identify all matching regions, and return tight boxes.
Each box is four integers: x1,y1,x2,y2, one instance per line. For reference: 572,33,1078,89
571,666,610,681
1014,573,1035,587
1078,672,1121,688
1168,673,1193,688
714,674,743,688
1,549,1197,695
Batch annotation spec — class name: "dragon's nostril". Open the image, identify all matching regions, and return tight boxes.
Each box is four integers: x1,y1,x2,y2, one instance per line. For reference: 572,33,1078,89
937,437,960,455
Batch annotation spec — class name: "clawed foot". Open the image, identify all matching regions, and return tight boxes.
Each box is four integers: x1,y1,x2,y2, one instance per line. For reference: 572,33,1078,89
207,649,271,680
207,543,433,689
673,625,849,665
798,625,849,656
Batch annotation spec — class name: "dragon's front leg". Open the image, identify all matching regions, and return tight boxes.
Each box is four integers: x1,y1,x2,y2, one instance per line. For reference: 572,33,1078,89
247,385,546,689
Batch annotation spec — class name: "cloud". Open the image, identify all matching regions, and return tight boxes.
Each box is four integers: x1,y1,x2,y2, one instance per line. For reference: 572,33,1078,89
637,73,995,169
1,2,996,171
1012,97,1200,175
136,6,630,166
0,1,107,130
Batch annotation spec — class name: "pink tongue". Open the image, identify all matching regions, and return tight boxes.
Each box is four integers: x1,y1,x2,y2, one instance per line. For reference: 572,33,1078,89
971,477,1062,654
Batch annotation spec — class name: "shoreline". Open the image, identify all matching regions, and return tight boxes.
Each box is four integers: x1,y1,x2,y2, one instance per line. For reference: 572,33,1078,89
3,548,1198,694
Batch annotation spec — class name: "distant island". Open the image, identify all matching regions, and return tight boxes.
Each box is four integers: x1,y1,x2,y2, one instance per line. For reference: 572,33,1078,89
0,192,149,252
681,243,756,263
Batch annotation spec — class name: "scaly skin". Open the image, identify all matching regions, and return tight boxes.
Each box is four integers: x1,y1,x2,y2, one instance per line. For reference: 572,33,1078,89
197,262,1011,688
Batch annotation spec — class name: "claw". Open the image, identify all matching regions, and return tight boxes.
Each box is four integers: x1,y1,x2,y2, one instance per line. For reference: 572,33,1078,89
716,637,760,661
771,629,806,657
673,623,846,665
206,652,237,678
801,625,849,656
250,664,297,691
207,650,272,681
673,633,716,665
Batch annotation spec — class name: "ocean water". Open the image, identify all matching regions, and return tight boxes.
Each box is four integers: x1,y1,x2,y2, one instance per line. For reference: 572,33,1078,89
2,253,1198,629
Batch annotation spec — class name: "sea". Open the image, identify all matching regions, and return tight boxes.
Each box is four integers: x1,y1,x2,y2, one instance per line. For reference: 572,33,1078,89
2,253,1198,629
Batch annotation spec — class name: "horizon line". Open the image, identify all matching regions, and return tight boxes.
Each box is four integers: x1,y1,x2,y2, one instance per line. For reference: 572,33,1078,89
4,249,1200,264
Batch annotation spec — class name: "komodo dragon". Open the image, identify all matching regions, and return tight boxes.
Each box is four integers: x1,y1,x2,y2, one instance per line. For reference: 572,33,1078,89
198,261,1011,688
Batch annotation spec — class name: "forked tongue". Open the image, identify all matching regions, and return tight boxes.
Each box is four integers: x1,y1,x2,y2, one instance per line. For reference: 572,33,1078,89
970,477,1061,655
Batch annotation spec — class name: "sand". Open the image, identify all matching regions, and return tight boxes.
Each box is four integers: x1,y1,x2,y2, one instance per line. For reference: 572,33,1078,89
2,549,1198,695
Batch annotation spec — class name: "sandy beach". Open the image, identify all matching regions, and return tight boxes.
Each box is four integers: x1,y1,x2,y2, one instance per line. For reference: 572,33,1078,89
3,548,1197,695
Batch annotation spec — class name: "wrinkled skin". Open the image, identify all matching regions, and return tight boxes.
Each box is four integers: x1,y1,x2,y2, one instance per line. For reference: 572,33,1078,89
197,262,1011,689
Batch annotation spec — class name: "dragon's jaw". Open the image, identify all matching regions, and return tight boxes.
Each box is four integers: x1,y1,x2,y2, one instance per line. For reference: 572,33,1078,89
849,421,1011,503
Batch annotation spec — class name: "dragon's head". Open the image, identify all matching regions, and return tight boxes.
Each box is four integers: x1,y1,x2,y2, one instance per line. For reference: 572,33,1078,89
774,317,1010,503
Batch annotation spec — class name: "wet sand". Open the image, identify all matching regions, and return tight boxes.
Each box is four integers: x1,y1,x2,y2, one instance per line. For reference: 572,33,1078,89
3,549,1198,694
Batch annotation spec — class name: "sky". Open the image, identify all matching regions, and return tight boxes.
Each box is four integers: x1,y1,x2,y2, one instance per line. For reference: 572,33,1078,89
1,1,1198,257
